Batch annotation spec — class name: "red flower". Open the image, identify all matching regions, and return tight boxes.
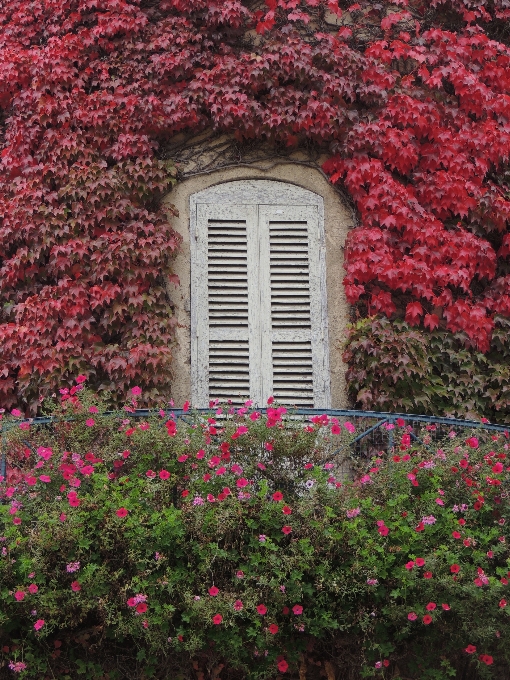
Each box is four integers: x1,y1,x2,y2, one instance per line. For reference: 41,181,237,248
422,615,432,625
378,526,389,536
277,659,288,673
415,522,424,532
426,602,436,611
257,604,267,615
383,660,390,667
272,491,283,501
181,490,189,497
452,531,461,539
236,478,248,488
499,599,507,607
28,584,38,594
269,624,279,634
465,645,476,654
423,571,432,579
282,525,292,535
71,581,81,592
458,518,466,525
208,586,219,596
450,564,460,573
405,561,415,570
473,502,482,510
212,614,223,625
136,603,147,614
116,508,128,518
282,606,290,615
415,557,425,567
479,654,493,665
441,603,450,611
282,505,292,515
292,604,303,615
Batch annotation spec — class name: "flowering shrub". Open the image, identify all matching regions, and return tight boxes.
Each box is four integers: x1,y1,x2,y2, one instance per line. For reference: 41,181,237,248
0,383,509,679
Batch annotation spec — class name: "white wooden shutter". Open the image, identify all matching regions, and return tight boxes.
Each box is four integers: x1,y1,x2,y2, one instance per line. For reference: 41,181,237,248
191,204,260,406
190,181,331,409
259,205,329,407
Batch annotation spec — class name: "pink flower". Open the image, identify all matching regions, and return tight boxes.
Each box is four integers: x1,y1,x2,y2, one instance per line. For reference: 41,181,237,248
85,419,95,427
249,411,261,421
89,405,98,413
116,508,128,518
331,424,341,435
234,599,243,611
236,570,244,578
131,386,142,396
28,584,38,594
13,517,22,525
11,409,22,417
34,619,45,631
182,400,190,412
177,455,188,463
236,478,248,488
435,498,444,505
71,581,81,592
442,603,450,610
344,421,355,433
14,590,25,601
212,613,223,624
19,422,30,430
408,612,417,621
39,475,51,483
25,476,37,486
292,604,303,615
378,526,389,536
159,470,170,480
127,598,137,607
282,525,292,535
59,513,67,522
209,586,219,596
146,469,156,477
415,558,425,567
426,602,436,611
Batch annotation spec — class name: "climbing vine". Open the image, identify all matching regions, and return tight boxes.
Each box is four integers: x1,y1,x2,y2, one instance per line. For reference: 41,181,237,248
0,0,509,411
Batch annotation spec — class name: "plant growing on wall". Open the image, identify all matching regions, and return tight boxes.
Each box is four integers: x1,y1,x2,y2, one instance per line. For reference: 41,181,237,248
0,0,509,410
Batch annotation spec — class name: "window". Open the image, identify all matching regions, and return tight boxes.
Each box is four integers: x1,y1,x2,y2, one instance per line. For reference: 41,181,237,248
190,180,330,408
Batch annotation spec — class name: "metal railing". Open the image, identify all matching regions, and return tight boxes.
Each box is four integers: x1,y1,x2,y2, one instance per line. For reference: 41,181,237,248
1,408,508,481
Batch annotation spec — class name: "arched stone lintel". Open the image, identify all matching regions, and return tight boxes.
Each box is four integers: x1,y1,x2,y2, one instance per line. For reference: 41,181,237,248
163,163,354,408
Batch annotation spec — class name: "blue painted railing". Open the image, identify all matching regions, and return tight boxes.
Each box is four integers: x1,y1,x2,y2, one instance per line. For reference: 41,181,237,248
1,408,508,480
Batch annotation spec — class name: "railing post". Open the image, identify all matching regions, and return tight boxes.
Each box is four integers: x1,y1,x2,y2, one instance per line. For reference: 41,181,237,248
388,416,395,452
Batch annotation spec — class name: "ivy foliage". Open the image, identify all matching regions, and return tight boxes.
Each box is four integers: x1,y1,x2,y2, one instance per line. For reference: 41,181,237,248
343,316,510,422
0,0,509,410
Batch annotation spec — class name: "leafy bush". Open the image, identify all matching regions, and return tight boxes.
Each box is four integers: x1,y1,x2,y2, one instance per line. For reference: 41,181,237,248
343,316,510,423
0,383,509,679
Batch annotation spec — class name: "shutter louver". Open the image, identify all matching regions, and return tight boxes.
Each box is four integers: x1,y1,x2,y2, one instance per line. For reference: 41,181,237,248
269,219,314,406
207,219,250,403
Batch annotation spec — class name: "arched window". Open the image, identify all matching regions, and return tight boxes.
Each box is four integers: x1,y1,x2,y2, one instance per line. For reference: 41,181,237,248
190,180,330,408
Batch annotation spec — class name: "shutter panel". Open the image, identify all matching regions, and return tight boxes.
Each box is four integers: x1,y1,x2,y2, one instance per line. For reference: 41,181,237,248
259,205,330,408
191,204,259,407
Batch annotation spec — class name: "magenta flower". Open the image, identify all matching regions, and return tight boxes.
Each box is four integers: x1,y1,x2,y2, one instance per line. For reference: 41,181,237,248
34,619,45,631
209,586,219,596
408,612,417,621
14,590,25,601
131,386,142,396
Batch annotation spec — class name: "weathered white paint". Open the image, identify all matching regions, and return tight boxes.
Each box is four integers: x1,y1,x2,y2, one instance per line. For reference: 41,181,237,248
190,180,331,408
